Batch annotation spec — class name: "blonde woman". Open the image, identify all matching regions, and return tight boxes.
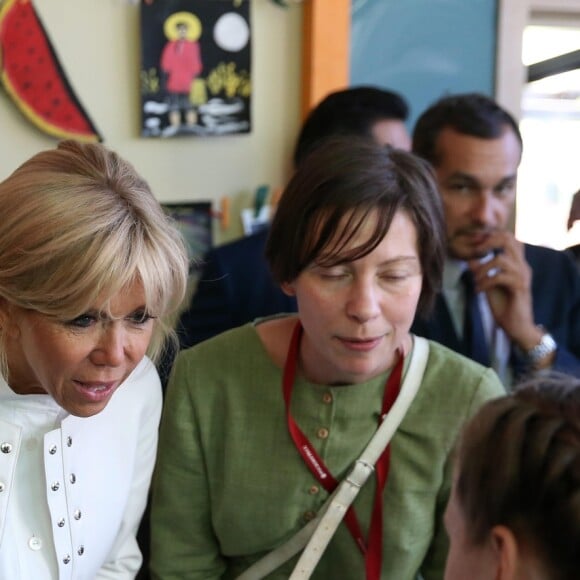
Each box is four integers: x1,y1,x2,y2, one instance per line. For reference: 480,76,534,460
0,140,189,579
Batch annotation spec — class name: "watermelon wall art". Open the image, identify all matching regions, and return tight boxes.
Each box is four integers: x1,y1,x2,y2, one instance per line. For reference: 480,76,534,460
140,0,251,138
0,0,102,142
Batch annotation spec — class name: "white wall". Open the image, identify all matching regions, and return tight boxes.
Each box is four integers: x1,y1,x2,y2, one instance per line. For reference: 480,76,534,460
496,0,528,119
0,0,303,243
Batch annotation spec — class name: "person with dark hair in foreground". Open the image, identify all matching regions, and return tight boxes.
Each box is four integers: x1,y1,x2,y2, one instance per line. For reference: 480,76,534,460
151,138,503,579
445,372,580,580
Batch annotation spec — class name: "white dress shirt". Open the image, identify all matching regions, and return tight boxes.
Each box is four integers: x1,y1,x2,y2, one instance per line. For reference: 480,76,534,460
0,357,162,579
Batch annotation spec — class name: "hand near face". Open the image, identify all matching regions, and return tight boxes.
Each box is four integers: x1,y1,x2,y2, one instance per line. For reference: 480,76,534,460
468,230,542,351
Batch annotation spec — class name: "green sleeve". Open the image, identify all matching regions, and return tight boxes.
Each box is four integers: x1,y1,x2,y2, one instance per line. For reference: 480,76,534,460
150,352,225,580
419,367,504,579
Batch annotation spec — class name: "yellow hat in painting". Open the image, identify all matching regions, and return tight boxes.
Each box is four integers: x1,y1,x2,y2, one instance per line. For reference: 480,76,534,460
164,12,202,42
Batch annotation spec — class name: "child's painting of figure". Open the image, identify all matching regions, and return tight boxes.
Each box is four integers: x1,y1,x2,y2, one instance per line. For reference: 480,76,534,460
140,0,251,138
161,13,203,131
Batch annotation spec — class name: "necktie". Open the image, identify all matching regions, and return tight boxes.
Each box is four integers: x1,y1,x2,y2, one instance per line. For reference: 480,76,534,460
461,270,490,367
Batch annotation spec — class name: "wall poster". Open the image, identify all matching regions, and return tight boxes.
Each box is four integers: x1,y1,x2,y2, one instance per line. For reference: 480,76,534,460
140,0,251,138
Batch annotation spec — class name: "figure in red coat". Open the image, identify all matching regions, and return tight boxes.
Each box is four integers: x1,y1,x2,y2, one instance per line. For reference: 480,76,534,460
161,12,203,129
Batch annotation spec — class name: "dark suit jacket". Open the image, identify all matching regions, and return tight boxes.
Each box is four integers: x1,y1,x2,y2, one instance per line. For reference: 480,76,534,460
411,243,580,380
177,227,297,349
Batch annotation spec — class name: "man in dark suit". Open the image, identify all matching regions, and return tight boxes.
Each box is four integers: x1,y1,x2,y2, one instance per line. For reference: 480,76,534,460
411,93,580,386
176,227,294,347
176,86,412,349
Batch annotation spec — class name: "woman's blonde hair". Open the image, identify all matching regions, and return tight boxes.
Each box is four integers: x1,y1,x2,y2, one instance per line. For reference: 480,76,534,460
0,140,189,376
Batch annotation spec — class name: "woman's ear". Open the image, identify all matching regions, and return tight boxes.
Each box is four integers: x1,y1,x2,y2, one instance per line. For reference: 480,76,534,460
281,281,296,297
490,525,519,580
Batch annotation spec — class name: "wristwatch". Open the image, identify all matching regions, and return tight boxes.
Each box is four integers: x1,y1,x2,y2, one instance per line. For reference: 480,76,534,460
525,330,557,366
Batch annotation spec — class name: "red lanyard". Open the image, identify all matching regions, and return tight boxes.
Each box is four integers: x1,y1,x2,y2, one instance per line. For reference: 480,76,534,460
282,321,403,579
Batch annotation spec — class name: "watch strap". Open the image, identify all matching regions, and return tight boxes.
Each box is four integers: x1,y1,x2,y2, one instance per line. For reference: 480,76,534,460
525,330,557,366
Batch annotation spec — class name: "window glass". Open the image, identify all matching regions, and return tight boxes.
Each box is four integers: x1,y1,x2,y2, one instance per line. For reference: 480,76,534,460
517,24,580,250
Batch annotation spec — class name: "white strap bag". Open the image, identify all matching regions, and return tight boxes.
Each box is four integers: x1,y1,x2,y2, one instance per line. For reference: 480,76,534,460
237,336,430,580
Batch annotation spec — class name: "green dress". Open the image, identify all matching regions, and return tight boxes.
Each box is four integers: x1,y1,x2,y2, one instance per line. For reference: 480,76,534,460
151,320,504,579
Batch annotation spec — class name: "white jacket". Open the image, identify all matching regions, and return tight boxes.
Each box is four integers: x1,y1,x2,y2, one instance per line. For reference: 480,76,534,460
0,357,162,579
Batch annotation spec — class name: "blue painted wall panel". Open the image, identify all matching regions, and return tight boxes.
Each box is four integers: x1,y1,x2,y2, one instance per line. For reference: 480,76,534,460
350,0,497,127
